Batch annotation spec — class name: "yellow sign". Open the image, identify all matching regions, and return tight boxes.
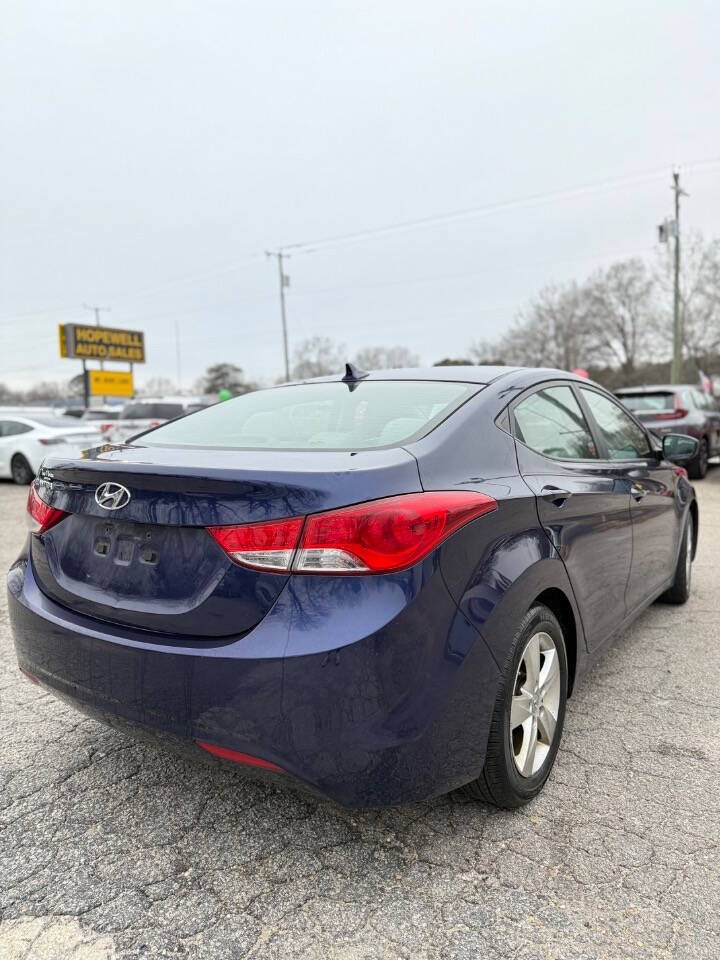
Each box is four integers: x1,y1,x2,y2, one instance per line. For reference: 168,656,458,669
58,324,68,357
88,370,134,397
61,324,146,363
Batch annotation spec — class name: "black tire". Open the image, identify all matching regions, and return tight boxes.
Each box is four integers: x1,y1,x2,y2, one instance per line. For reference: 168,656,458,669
461,604,568,808
661,513,694,604
687,437,708,480
11,454,34,485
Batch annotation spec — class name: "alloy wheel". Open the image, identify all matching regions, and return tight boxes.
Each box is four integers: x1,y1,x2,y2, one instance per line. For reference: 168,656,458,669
510,631,561,777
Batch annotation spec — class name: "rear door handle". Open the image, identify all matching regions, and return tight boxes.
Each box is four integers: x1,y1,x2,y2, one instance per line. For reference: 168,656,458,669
631,483,647,501
540,485,573,506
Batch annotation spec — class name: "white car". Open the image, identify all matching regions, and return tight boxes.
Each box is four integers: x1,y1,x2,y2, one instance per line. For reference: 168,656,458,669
105,397,209,444
0,412,103,484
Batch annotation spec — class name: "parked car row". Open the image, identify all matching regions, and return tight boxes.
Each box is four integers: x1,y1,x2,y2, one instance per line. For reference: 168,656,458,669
0,411,103,484
3,383,717,485
614,384,720,478
1,397,212,483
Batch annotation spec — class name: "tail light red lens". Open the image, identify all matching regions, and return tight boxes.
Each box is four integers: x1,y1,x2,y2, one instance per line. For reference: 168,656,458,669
206,516,304,572
207,491,497,575
296,491,496,573
654,409,687,421
26,483,69,534
655,395,689,421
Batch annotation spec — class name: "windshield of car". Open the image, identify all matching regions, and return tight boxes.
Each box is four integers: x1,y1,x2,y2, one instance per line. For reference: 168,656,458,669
120,402,186,419
139,380,479,450
618,392,674,412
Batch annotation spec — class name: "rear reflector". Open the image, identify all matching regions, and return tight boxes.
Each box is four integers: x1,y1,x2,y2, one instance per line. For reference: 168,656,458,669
195,740,284,772
207,491,497,575
26,483,69,534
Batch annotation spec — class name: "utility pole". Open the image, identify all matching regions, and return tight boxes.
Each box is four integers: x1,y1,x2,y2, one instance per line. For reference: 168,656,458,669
266,251,291,381
670,172,688,384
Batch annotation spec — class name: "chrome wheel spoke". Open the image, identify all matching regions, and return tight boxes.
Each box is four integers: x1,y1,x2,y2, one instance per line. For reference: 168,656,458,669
537,704,556,745
539,648,560,699
511,689,533,728
523,634,541,690
518,717,538,776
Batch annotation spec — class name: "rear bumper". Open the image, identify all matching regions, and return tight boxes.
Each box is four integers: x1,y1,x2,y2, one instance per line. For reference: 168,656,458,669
8,558,500,807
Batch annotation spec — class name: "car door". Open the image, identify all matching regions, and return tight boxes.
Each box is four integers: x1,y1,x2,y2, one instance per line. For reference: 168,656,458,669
695,390,720,455
511,382,633,650
578,386,682,613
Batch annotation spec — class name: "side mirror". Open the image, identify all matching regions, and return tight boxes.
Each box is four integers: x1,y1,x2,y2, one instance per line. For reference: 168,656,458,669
662,433,699,464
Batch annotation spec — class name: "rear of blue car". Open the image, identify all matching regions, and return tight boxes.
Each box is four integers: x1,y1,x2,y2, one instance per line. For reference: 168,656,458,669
8,378,507,806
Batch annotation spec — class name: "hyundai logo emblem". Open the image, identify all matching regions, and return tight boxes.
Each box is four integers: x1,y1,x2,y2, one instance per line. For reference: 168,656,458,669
95,482,131,510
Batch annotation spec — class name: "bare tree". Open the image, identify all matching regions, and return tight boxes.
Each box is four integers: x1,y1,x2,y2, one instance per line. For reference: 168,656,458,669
480,282,595,370
585,258,657,376
353,345,419,370
655,232,720,364
292,337,345,380
142,376,177,396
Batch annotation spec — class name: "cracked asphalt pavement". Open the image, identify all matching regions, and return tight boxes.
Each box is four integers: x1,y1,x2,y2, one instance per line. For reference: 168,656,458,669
1,475,719,960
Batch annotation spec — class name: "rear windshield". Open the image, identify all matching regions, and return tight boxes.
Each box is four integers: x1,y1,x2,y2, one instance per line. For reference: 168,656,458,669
121,402,186,420
139,380,478,451
618,392,674,412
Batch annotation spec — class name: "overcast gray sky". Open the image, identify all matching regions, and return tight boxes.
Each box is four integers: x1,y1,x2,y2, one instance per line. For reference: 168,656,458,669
1,1,719,391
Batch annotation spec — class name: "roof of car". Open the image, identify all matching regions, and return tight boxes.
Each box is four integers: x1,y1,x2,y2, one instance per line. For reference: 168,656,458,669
292,365,595,386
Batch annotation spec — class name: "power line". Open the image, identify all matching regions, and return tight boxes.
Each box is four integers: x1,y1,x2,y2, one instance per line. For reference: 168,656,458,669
279,156,720,254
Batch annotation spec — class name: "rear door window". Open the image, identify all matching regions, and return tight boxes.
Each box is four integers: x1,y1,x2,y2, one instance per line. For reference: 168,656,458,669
513,386,597,460
581,389,651,459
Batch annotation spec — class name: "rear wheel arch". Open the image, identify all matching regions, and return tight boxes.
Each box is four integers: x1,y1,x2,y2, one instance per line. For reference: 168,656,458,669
532,587,577,697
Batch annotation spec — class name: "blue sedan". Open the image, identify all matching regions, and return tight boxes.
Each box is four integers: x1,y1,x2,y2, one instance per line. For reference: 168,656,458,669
7,366,698,807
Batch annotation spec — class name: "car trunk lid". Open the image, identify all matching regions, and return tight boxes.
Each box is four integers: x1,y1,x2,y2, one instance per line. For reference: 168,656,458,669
30,443,421,638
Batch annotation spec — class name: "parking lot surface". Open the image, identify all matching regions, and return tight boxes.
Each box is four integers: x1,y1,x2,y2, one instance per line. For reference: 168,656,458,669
1,476,719,960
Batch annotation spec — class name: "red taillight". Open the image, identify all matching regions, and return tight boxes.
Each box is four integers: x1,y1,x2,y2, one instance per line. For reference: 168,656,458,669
655,395,688,421
207,492,497,575
196,740,284,772
206,516,304,572
26,483,68,534
296,491,497,573
654,409,687,421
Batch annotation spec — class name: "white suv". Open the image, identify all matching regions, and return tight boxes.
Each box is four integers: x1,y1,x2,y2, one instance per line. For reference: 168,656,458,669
105,397,209,444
